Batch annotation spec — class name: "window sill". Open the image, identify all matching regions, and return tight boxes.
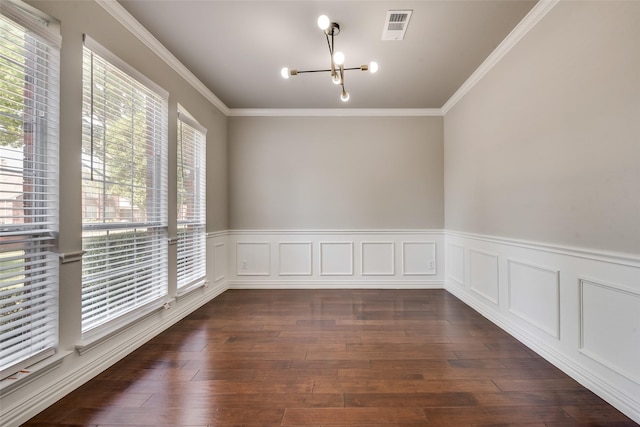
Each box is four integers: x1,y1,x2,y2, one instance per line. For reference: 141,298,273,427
175,280,208,301
0,350,70,396
76,298,173,356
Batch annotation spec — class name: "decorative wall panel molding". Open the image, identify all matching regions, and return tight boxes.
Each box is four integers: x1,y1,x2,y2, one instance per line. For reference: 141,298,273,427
279,242,313,276
226,230,445,288
236,242,271,276
402,241,436,275
361,242,395,276
213,242,227,282
579,278,640,385
320,242,354,276
507,259,560,339
469,249,499,305
446,243,465,287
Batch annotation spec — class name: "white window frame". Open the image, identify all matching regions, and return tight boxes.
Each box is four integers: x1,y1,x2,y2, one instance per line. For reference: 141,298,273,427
176,108,207,291
80,35,168,336
0,0,60,379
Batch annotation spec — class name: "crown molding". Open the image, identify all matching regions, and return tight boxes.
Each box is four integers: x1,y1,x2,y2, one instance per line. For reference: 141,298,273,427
95,0,230,116
441,0,559,115
96,0,557,118
228,108,443,117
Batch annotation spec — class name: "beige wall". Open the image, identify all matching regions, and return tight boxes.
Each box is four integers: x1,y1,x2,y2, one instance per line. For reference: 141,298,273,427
229,116,444,230
444,1,640,254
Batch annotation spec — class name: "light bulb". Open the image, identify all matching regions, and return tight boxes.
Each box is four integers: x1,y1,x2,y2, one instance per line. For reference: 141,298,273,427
281,67,289,79
340,90,350,102
317,15,330,30
369,61,379,73
332,73,341,85
333,51,345,66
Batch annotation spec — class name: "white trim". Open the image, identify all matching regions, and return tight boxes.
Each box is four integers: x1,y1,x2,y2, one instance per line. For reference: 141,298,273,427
401,241,437,276
227,280,443,290
83,34,169,100
175,280,208,301
0,351,67,396
236,242,271,276
468,249,500,306
578,278,640,386
446,242,465,287
361,241,396,276
228,229,443,236
441,0,559,114
1,0,62,47
207,230,229,239
446,230,640,268
506,258,561,339
94,0,229,115
76,298,171,355
319,241,354,276
278,241,313,276
177,110,207,135
213,242,227,283
228,108,443,117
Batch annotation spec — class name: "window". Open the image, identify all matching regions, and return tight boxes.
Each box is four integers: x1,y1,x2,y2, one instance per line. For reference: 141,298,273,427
0,1,60,378
81,36,168,334
176,109,206,290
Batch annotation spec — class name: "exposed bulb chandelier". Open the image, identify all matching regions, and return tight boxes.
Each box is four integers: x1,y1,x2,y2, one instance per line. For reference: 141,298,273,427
281,15,378,102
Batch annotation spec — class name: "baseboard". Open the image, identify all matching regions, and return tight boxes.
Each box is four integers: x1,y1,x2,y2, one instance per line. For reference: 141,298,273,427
227,279,444,289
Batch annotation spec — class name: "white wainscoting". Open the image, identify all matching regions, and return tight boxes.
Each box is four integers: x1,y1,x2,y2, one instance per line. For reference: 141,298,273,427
579,278,640,385
320,241,354,276
445,231,640,424
469,249,500,305
402,241,437,276
361,242,395,276
279,242,313,276
508,259,560,339
236,242,271,276
227,230,445,288
213,241,227,283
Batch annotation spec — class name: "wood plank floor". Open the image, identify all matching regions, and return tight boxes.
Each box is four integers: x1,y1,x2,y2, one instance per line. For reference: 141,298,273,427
23,289,637,426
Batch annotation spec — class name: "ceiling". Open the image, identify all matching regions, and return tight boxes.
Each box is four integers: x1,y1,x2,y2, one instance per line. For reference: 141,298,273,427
118,0,538,110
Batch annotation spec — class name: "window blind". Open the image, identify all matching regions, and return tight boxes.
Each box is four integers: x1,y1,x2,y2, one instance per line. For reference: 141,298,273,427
0,3,60,378
81,36,168,334
176,110,206,290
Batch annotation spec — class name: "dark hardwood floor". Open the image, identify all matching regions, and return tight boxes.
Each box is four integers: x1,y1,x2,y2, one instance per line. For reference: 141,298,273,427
23,289,637,426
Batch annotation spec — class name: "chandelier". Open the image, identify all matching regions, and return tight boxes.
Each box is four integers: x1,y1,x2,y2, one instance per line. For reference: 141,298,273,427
280,15,378,102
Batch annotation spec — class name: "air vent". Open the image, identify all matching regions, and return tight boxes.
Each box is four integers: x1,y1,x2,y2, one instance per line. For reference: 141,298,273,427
382,10,413,40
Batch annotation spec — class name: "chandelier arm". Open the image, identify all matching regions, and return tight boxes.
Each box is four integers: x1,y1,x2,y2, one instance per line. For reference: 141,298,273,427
294,69,333,74
324,32,333,56
292,67,361,74
325,32,336,77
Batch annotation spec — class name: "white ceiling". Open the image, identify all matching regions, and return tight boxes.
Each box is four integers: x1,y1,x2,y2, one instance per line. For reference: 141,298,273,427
118,0,538,110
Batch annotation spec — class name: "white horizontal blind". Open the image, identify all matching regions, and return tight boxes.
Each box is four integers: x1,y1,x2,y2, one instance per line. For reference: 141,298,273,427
176,111,206,289
81,37,168,333
0,5,60,378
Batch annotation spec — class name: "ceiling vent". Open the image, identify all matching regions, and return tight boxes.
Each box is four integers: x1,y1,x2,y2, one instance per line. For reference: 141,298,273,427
382,10,413,40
